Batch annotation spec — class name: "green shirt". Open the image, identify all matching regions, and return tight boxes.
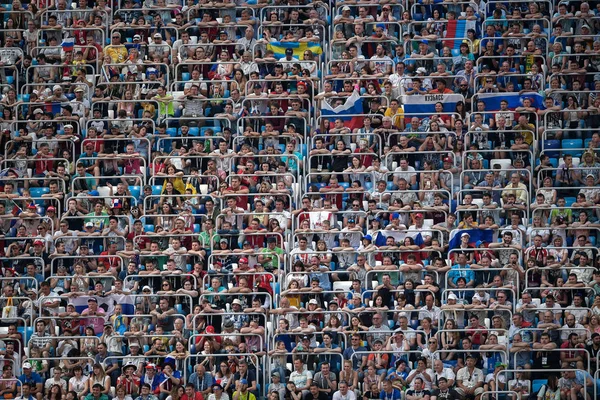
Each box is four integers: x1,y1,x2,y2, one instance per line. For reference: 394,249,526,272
259,246,284,270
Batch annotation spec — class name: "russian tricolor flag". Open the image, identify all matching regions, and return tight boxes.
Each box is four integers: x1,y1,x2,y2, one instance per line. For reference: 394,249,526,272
320,89,364,130
61,37,75,52
443,20,467,49
477,92,545,111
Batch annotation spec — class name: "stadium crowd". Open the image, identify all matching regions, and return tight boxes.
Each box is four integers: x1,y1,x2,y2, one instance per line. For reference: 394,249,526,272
0,0,600,399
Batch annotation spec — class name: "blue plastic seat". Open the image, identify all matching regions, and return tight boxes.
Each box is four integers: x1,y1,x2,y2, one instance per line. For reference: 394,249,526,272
564,197,576,207
152,185,163,196
129,186,141,204
144,224,155,233
561,139,583,157
531,380,545,394
543,140,560,158
167,127,177,137
189,127,199,136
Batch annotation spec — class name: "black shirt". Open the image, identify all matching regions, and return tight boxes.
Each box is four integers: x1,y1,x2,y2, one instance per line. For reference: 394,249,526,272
430,388,460,400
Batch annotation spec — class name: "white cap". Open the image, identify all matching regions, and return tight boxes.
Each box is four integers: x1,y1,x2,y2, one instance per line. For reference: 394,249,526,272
308,299,318,305
461,232,470,238
448,293,458,301
416,67,427,74
52,84,62,91
232,299,242,305
33,108,43,115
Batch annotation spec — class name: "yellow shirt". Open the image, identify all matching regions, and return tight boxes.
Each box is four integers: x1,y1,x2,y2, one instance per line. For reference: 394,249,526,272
385,106,404,129
105,45,128,64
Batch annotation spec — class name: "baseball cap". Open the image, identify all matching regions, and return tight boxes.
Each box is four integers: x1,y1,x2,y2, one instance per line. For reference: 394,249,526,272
85,222,94,228
33,108,43,115
239,257,248,263
74,87,84,92
33,240,44,246
391,212,399,219
271,372,280,377
142,286,151,291
362,235,372,241
475,240,484,247
239,379,248,385
63,124,73,129
133,34,141,40
461,232,470,238
302,335,310,341
145,363,156,369
88,297,98,303
342,5,350,11
308,299,318,305
53,84,62,91
448,293,458,300
129,342,140,348
219,238,228,244
232,299,242,305
153,33,162,38
285,48,293,55
443,157,452,163
23,362,32,369
415,213,423,218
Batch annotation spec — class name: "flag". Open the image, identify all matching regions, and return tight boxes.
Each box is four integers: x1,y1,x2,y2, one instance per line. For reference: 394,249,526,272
61,37,75,52
320,89,364,130
402,93,465,117
476,92,544,110
266,41,322,60
308,211,332,230
374,230,424,247
448,229,494,250
70,294,135,316
443,20,467,49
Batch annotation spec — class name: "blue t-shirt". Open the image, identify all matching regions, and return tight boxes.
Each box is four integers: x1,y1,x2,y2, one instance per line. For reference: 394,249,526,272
18,371,42,387
379,388,402,400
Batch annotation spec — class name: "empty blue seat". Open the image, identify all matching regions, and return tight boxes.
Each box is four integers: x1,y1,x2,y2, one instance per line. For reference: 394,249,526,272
167,127,177,137
543,140,560,158
564,197,576,207
548,158,558,168
30,187,49,199
562,139,583,157
189,127,199,136
129,186,141,204
144,224,154,233
152,185,163,196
